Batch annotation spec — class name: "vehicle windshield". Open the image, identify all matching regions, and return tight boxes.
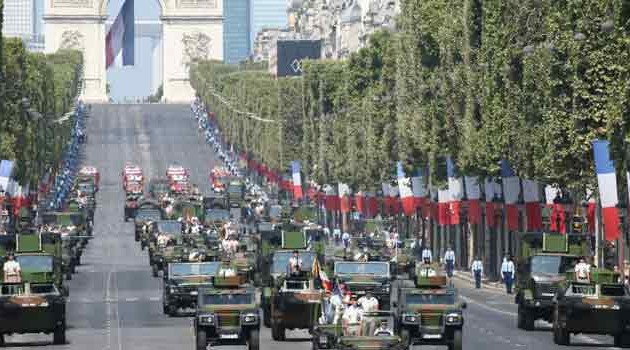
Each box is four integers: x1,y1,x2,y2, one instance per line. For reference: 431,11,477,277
16,255,54,272
171,174,187,181
202,293,253,305
157,221,182,234
305,229,324,241
531,255,580,275
170,262,221,277
136,209,162,221
258,223,275,232
43,214,82,226
269,206,282,218
272,251,316,274
126,174,143,182
405,293,456,305
205,209,230,221
79,183,95,192
335,262,390,276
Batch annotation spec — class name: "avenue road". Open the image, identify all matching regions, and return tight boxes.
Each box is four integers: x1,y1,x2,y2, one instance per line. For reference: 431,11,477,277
3,105,617,350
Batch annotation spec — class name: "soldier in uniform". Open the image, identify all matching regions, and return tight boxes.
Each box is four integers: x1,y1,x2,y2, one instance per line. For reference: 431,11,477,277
3,253,21,283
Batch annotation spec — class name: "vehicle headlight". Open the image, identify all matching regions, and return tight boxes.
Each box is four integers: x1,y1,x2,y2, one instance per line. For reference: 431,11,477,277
403,314,419,323
169,287,177,294
319,335,328,345
445,313,462,324
198,314,214,325
242,312,258,324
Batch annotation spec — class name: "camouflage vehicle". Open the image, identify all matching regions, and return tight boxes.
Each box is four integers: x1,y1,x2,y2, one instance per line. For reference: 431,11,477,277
553,269,630,347
203,194,228,211
133,200,163,244
148,177,170,203
303,224,327,257
194,274,260,350
394,266,465,350
312,311,405,350
0,281,67,345
226,180,245,206
270,270,324,341
334,261,392,310
515,233,588,330
124,193,143,222
163,261,221,316
204,208,230,231
148,220,183,277
170,199,204,221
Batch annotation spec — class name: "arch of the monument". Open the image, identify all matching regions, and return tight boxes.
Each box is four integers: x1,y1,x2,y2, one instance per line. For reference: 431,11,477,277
44,0,224,103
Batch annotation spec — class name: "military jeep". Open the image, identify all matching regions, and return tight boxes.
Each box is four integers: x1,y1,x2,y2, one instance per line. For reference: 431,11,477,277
553,269,630,347
194,275,260,350
133,201,163,244
394,270,465,350
334,261,392,310
0,282,66,345
163,261,221,316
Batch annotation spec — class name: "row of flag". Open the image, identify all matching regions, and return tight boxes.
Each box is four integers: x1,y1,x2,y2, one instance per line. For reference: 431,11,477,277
0,160,39,215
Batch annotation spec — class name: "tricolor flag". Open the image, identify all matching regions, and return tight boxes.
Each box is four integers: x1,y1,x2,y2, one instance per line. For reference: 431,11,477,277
438,188,451,225
339,183,351,213
412,167,428,217
324,185,339,212
366,191,378,218
484,178,498,228
545,185,566,233
355,191,365,216
291,161,303,200
106,0,135,68
0,160,15,193
465,176,481,224
593,140,620,241
389,184,400,215
522,180,542,231
397,162,415,216
501,159,521,231
586,189,596,235
382,182,391,216
447,157,464,225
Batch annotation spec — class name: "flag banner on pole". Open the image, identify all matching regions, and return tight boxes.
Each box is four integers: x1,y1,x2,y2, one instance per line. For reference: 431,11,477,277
324,185,339,212
291,161,303,200
382,182,390,216
389,184,400,215
522,179,542,231
593,140,620,241
545,184,564,233
106,0,135,68
339,183,351,213
366,191,377,218
355,191,365,215
586,189,596,235
397,162,415,216
411,167,428,214
0,160,15,193
501,160,521,231
484,178,497,228
447,157,463,225
465,176,481,224
438,189,450,226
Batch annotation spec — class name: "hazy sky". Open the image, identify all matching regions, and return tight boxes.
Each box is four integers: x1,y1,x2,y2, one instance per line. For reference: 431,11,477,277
107,0,161,101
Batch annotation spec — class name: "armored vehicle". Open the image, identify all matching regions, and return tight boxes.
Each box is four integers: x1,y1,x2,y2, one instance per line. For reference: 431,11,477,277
194,275,260,350
170,199,204,221
553,269,630,347
312,310,405,350
203,194,228,211
14,234,65,291
163,261,221,316
394,267,465,350
148,220,183,277
148,177,170,203
226,180,245,206
334,261,392,309
124,193,142,222
133,200,163,243
0,281,67,345
515,233,588,330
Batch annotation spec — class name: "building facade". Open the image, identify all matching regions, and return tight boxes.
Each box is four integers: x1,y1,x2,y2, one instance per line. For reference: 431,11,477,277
250,0,288,48
224,0,251,64
2,0,44,52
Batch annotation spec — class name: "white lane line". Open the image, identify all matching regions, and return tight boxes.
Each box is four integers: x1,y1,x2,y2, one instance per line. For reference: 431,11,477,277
125,297,139,302
149,297,161,302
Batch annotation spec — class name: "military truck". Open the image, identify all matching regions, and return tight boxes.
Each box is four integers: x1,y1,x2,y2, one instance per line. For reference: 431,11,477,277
0,281,67,345
194,274,260,350
149,177,170,202
334,261,392,310
163,261,221,316
134,200,163,243
394,266,465,350
514,233,589,330
14,234,65,290
226,180,245,206
148,220,183,277
553,269,630,347
311,310,405,350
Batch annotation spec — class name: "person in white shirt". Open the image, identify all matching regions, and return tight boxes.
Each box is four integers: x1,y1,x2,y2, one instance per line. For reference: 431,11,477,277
342,298,362,336
157,233,169,247
341,232,351,249
574,258,591,283
501,255,516,294
422,246,433,264
357,292,379,313
3,254,21,283
444,246,456,278
373,321,394,336
288,250,303,274
471,256,484,289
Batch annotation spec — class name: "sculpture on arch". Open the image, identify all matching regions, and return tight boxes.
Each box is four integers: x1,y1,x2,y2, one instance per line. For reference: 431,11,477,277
59,30,85,51
181,32,212,67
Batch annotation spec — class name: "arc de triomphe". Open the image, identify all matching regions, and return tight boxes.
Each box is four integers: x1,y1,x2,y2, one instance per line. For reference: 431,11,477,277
44,0,224,103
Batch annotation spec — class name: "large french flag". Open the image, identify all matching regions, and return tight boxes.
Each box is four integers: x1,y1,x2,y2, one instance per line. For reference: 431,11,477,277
0,160,15,193
411,167,428,216
501,159,521,231
593,140,620,241
522,179,542,231
106,0,135,68
484,178,498,228
447,157,463,225
437,188,450,225
291,161,303,200
465,176,481,224
339,183,351,213
397,162,415,216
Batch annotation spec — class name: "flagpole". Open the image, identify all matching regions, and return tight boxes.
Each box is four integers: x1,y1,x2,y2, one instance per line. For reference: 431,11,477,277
595,195,602,267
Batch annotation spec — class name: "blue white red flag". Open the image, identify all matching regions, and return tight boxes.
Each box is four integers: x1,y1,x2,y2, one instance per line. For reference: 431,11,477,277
593,140,620,241
0,160,14,193
291,161,303,199
447,157,463,225
106,0,134,68
501,159,521,231
396,162,415,216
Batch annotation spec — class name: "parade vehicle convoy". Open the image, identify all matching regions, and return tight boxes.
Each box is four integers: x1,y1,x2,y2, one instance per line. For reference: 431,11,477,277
334,261,392,310
394,265,465,350
122,164,144,191
194,274,260,350
148,220,183,277
514,233,588,330
553,269,630,347
163,261,221,316
78,166,100,191
133,200,163,243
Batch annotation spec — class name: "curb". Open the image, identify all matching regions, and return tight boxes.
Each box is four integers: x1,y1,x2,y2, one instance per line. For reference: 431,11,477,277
453,271,505,291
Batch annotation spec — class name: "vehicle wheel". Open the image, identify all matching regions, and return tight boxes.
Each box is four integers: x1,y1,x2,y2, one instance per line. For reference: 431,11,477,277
66,272,72,280
517,305,535,331
448,329,462,350
263,306,271,328
53,326,66,345
196,329,207,350
124,216,128,222
615,333,630,348
400,329,411,350
152,265,159,277
553,324,570,345
0,333,4,346
271,322,285,341
141,242,146,251
248,329,260,350
71,264,76,274
135,232,140,242
167,305,177,317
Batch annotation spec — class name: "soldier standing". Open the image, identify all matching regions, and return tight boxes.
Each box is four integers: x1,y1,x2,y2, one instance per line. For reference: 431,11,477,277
471,256,484,289
444,246,456,278
501,255,515,294
3,253,21,283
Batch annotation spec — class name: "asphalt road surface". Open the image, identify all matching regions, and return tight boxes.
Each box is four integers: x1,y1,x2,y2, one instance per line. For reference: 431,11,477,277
3,104,619,349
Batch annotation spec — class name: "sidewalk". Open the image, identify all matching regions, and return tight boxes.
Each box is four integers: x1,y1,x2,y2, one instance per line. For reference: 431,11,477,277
452,270,505,292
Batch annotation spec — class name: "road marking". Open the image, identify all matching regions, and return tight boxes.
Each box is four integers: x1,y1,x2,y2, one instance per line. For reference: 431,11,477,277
125,297,139,302
149,297,161,302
